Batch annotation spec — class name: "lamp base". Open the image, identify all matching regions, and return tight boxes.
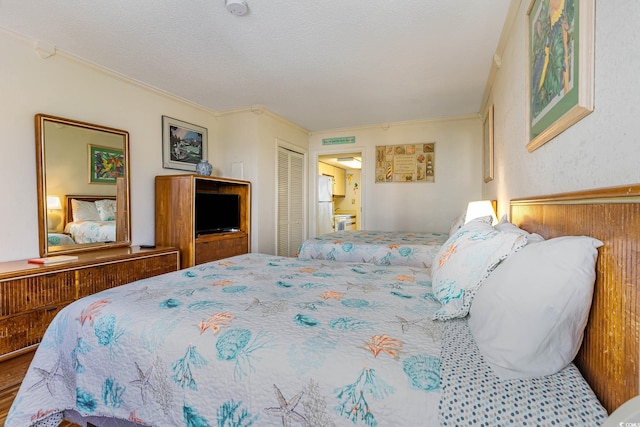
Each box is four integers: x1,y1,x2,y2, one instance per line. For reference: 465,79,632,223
47,211,62,232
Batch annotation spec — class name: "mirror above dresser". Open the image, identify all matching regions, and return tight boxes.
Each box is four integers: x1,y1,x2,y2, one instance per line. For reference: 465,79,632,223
35,114,131,256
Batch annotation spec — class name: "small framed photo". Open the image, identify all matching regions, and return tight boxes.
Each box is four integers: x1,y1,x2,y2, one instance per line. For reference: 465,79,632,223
162,116,208,171
88,144,125,184
483,104,494,183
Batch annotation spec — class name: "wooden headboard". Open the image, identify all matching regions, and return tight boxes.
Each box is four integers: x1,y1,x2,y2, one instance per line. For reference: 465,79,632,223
510,184,640,413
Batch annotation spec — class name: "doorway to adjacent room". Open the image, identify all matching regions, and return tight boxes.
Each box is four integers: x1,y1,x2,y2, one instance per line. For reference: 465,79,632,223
317,151,363,232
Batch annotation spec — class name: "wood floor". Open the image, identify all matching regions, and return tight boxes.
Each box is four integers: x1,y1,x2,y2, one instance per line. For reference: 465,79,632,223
0,351,32,425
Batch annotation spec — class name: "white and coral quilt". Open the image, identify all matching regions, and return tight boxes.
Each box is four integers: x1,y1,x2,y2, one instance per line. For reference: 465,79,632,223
64,220,116,244
297,230,449,268
7,253,444,427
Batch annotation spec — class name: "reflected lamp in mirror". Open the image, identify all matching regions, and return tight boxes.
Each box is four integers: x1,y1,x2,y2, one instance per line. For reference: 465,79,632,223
465,200,498,225
46,195,63,232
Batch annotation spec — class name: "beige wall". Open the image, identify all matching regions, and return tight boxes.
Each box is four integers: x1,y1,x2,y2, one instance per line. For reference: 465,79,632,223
484,1,640,218
45,123,121,199
309,116,483,233
0,30,310,262
217,108,309,254
5,0,637,262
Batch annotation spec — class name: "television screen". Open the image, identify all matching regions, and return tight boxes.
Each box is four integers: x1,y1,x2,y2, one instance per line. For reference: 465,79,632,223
195,192,241,235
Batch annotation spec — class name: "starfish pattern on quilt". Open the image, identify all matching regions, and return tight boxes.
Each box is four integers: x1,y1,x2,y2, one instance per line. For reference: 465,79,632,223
264,384,306,426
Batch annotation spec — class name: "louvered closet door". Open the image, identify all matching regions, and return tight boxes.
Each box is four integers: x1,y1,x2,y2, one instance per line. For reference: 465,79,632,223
277,146,305,257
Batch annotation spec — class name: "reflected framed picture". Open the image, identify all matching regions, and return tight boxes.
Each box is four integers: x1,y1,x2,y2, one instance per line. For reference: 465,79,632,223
483,104,494,183
162,116,208,171
526,0,594,152
88,144,125,184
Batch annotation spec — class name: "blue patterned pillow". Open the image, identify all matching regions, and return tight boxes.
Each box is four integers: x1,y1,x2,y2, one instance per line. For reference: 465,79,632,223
431,216,527,320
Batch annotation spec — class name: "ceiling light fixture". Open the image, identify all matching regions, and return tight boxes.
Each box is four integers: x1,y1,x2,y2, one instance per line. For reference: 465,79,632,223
225,0,248,16
336,157,361,169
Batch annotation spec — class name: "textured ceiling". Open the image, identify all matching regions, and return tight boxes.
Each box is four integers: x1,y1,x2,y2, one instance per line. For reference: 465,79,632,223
0,0,511,131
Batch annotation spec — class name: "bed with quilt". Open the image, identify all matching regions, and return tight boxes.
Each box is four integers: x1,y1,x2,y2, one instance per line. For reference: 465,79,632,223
47,232,77,247
64,220,115,244
64,197,117,244
296,230,450,268
7,213,609,426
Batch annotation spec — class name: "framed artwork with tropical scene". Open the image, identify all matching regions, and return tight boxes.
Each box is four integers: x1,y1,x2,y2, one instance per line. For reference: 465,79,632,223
162,116,208,171
88,144,125,184
526,0,594,152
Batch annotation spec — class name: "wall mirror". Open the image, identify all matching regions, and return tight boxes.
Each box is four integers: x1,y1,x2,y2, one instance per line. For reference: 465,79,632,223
36,114,131,256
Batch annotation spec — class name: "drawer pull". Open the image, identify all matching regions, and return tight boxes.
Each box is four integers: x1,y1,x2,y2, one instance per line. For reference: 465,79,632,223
45,306,58,312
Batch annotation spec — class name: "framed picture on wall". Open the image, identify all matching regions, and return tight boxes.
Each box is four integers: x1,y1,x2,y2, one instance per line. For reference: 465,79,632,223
162,116,208,171
525,0,595,152
88,144,125,184
483,104,494,183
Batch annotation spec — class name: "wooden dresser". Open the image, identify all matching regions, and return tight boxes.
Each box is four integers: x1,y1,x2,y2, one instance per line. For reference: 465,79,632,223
155,174,251,268
0,246,179,425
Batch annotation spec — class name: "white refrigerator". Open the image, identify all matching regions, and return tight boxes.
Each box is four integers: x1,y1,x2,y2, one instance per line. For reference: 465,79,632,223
317,175,334,235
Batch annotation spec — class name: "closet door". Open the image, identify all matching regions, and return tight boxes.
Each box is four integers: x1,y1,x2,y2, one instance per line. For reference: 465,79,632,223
277,146,305,257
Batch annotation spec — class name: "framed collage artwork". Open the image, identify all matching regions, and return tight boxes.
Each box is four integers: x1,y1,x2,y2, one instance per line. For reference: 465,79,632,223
375,143,435,183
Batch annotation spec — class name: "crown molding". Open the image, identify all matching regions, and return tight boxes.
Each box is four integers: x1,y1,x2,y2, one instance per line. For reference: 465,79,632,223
309,113,480,136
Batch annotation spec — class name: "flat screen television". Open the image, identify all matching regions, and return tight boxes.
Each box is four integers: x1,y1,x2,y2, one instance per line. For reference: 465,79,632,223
195,192,241,236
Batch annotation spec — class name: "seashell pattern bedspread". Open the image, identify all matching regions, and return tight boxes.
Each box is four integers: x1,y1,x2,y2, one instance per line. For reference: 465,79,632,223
297,230,450,268
7,253,444,426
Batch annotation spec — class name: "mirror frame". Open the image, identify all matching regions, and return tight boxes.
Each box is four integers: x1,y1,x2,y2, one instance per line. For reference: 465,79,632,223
35,113,132,256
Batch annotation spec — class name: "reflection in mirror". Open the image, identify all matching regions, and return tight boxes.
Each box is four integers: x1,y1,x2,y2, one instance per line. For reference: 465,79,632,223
36,114,131,256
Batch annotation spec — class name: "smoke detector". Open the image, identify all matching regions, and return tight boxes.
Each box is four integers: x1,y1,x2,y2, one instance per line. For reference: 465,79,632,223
225,0,248,16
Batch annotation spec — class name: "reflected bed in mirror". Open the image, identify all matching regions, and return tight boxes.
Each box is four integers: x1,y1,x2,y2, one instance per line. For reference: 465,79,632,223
36,114,131,257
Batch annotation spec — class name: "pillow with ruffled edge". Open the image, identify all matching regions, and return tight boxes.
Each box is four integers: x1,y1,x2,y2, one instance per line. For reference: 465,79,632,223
71,199,101,222
468,236,603,379
95,199,117,221
448,211,466,236
494,214,544,242
431,216,527,320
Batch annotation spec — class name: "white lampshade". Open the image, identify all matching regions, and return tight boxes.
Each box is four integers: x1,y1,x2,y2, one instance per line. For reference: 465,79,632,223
465,200,498,225
47,195,62,210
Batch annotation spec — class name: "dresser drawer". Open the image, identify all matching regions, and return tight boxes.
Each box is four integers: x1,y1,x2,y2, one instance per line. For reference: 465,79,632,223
0,247,179,361
77,252,179,297
0,271,75,317
195,234,248,265
0,305,65,355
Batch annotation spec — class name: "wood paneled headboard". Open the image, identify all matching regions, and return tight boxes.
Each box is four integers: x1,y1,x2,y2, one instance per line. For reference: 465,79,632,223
510,184,640,413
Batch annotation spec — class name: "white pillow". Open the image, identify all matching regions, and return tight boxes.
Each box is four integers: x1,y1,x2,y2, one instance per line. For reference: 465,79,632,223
71,199,101,222
468,236,603,379
431,216,527,320
95,199,117,221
